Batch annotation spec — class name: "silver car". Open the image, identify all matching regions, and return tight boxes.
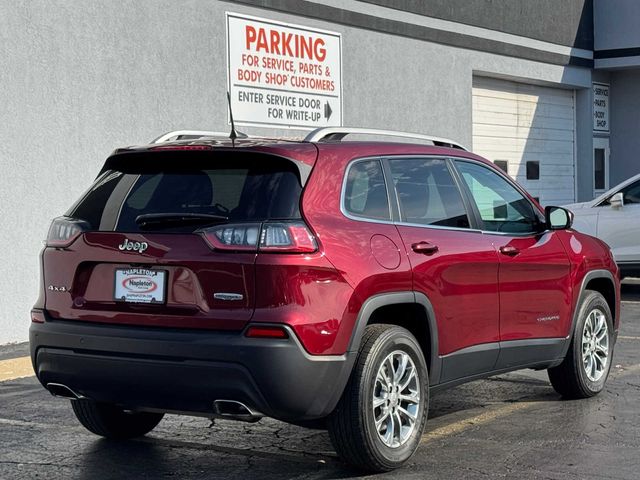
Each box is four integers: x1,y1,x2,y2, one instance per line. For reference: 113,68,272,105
565,172,640,278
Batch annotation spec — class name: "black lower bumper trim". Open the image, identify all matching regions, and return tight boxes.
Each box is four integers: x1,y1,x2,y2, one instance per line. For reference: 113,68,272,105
30,318,353,421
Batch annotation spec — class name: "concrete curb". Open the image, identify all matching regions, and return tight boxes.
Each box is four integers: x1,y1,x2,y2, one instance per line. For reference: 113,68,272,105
0,342,29,362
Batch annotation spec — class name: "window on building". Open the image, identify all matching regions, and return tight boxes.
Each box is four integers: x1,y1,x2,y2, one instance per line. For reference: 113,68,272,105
594,148,606,191
494,160,508,173
526,161,540,180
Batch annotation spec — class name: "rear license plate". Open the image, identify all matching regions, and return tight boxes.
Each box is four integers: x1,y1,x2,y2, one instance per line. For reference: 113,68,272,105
114,268,167,304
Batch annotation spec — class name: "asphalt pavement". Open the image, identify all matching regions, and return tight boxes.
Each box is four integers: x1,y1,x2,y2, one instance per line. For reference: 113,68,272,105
1,282,639,479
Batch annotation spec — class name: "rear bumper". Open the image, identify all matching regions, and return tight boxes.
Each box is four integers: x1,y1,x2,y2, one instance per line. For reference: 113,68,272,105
30,315,354,421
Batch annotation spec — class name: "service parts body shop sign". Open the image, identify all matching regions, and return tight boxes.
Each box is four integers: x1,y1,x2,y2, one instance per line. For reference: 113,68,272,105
227,13,342,129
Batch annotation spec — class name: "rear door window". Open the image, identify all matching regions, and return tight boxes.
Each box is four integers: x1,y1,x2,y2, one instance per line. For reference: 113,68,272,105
388,157,470,229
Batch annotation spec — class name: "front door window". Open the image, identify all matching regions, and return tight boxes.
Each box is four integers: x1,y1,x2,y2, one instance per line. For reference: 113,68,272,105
455,161,541,234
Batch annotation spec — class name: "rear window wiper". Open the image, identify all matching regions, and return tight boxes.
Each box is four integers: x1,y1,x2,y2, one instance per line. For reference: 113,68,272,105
135,213,229,230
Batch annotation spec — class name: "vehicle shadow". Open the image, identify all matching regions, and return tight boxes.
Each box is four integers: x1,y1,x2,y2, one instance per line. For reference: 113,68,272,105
71,374,559,480
428,372,557,422
73,431,362,480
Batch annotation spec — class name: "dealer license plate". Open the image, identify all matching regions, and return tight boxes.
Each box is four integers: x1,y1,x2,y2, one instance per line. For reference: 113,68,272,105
114,268,166,304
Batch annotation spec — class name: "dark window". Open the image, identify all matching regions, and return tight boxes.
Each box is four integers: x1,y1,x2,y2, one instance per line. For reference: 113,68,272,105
69,152,303,232
594,148,605,190
526,161,540,180
622,180,640,205
494,160,508,173
456,161,541,234
67,171,123,229
344,160,390,221
388,158,469,228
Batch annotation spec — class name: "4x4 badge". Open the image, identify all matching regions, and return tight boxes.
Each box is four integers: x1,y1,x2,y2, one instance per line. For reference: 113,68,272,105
48,285,68,292
118,239,148,253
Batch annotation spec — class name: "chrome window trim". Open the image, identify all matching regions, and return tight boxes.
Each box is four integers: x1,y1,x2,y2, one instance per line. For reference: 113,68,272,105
339,154,552,238
468,228,544,238
340,155,483,234
393,220,483,234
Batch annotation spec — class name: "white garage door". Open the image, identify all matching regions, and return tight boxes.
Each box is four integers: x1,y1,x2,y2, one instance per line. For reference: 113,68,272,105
472,77,575,206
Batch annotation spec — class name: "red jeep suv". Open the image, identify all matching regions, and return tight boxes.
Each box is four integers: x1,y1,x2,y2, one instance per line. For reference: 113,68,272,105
31,128,620,471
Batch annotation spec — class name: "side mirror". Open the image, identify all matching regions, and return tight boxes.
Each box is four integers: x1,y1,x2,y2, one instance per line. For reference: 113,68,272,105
609,192,624,209
545,206,573,230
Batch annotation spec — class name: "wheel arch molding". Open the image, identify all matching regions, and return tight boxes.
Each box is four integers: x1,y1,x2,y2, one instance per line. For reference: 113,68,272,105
562,269,619,359
347,291,441,385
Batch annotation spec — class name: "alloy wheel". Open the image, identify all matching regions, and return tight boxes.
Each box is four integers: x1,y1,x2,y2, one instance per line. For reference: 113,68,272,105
581,308,610,382
372,350,420,448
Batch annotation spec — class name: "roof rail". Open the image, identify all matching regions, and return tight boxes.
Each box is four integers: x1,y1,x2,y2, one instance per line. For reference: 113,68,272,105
303,127,467,150
151,130,233,144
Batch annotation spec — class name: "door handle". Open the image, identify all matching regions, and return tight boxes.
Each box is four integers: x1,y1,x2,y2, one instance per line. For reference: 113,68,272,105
411,242,439,255
499,245,520,256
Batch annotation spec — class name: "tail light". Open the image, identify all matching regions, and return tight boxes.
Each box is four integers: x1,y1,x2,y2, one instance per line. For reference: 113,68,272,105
200,221,317,253
200,223,262,251
259,222,317,252
46,217,89,247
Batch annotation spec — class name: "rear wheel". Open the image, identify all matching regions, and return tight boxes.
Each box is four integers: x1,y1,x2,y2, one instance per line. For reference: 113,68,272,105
328,324,428,472
71,399,164,439
548,291,614,399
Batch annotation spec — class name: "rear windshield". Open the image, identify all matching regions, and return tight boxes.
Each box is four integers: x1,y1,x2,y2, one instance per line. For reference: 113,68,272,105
67,152,304,233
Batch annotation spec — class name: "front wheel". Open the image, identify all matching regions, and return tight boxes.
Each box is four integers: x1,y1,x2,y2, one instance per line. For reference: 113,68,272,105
548,291,614,399
328,324,428,472
71,399,164,439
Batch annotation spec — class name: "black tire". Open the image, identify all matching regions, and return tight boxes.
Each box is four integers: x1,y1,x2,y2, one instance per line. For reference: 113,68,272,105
548,291,614,399
71,399,164,439
328,324,429,472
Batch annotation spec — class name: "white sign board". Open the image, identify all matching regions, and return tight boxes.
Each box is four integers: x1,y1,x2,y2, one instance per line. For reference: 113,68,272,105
227,13,342,129
593,82,610,133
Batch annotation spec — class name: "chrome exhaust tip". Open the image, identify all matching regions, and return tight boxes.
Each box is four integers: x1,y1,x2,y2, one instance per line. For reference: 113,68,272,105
46,383,85,400
213,400,262,423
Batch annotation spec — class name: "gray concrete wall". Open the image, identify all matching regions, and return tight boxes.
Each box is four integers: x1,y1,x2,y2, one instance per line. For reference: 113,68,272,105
365,0,593,49
594,0,640,51
609,70,640,185
0,0,591,343
235,0,592,67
